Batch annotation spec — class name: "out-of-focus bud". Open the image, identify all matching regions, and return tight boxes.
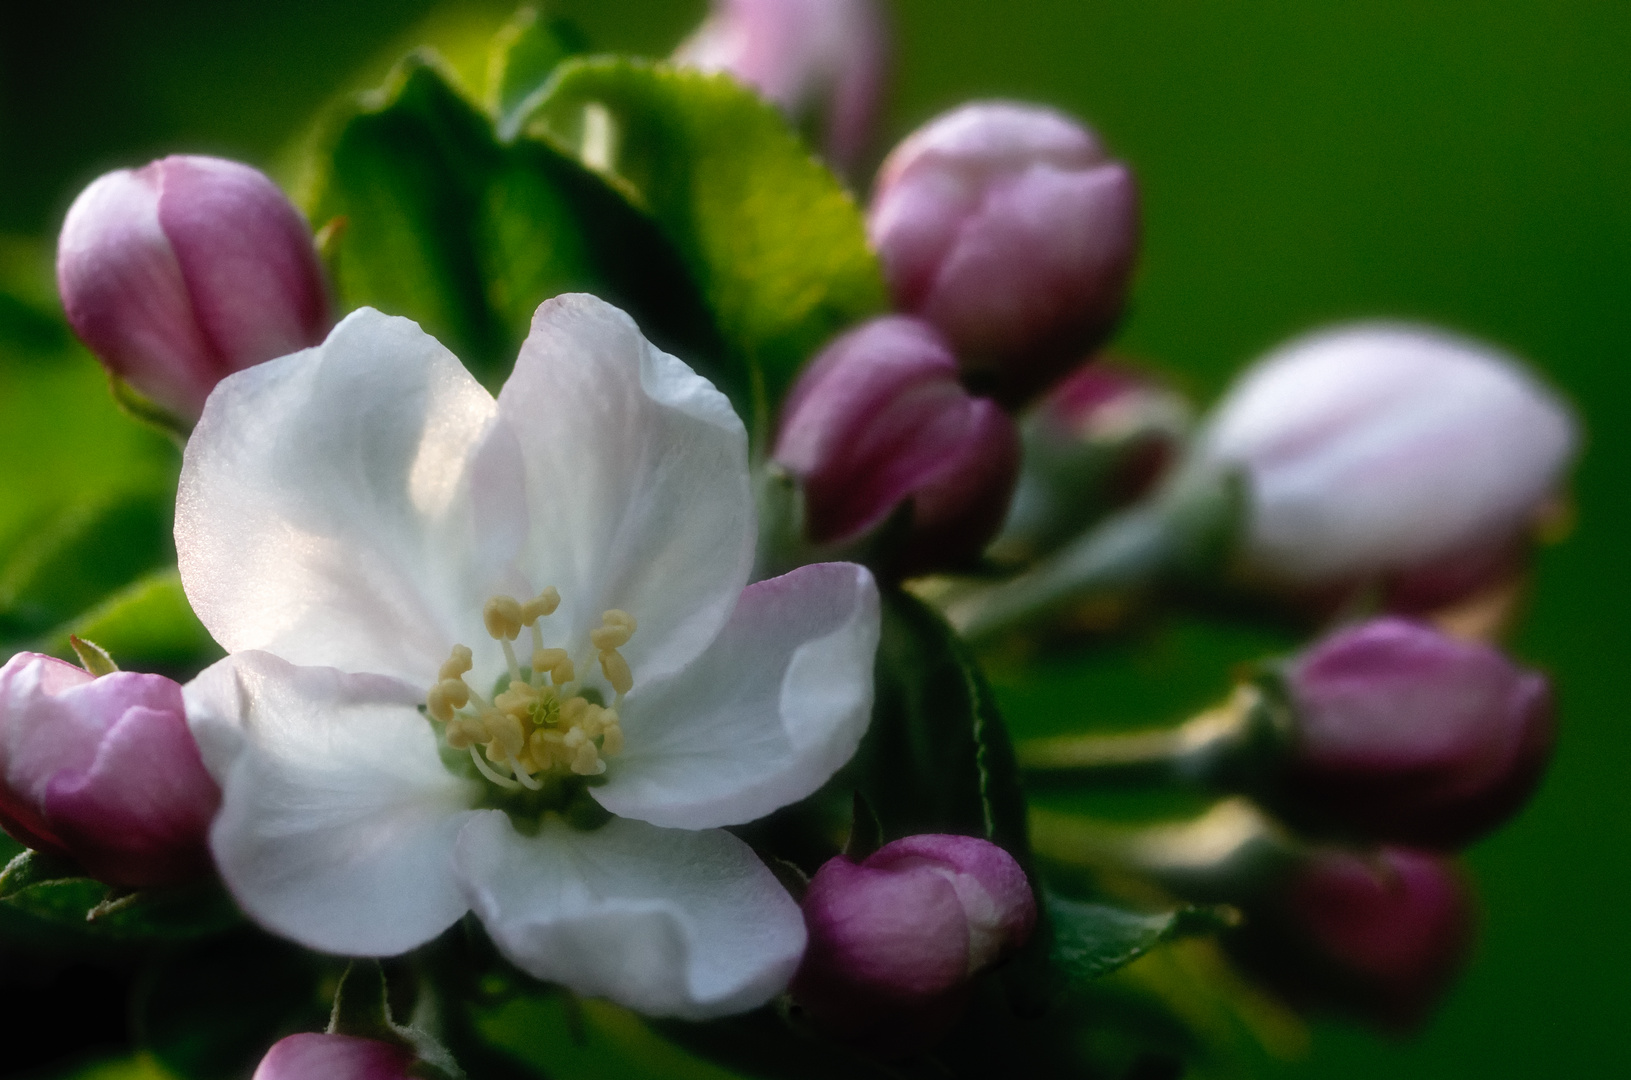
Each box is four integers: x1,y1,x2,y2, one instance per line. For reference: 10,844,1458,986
868,102,1140,405
792,834,1036,1054
1195,323,1577,591
0,652,219,887
774,316,1020,574
252,1034,416,1080
1232,846,1473,1031
57,154,331,423
991,361,1192,566
673,0,888,171
1277,617,1554,848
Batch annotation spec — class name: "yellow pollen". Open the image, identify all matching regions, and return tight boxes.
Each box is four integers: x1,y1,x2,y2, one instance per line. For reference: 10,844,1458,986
428,588,637,788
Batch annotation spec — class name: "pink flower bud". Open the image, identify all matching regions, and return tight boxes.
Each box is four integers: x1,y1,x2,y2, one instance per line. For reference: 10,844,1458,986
673,0,889,171
994,361,1191,564
1280,617,1554,848
868,102,1140,405
57,154,331,422
1196,323,1577,590
792,834,1035,1053
774,317,1020,573
252,1034,416,1080
1237,847,1473,1030
0,653,220,887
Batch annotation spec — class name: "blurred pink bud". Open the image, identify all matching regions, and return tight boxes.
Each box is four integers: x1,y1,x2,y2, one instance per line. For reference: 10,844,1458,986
994,361,1192,564
868,102,1140,405
673,0,888,171
792,834,1035,1053
252,1033,415,1080
57,154,331,422
1243,846,1473,1030
774,317,1020,573
0,653,219,887
1196,323,1577,589
1282,617,1554,848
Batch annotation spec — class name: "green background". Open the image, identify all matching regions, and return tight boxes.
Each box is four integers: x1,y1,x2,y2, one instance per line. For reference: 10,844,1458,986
2,0,1626,1076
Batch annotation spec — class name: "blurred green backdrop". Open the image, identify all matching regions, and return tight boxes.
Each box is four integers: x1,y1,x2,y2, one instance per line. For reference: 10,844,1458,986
2,1,1626,1076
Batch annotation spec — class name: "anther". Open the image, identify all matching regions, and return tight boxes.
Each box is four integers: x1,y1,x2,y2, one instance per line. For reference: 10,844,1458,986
521,587,561,625
600,650,633,696
604,610,637,632
439,645,474,681
426,684,456,723
483,596,524,641
590,625,632,651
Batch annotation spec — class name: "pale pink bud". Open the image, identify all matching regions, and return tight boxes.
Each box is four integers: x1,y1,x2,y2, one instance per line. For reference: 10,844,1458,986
792,835,1035,1052
673,0,889,171
0,653,219,887
773,317,1020,573
1196,323,1577,589
57,154,331,422
1238,847,1473,1030
868,102,1140,405
252,1034,415,1080
1281,617,1554,848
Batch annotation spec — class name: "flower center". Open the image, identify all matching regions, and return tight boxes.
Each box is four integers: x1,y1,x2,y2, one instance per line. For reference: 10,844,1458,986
425,587,636,792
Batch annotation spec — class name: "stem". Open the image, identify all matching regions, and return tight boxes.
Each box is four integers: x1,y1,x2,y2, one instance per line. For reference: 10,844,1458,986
1030,798,1303,902
1018,684,1269,787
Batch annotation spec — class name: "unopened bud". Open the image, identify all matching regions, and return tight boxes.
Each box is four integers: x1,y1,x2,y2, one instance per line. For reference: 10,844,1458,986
674,0,887,171
1277,617,1554,848
1231,846,1473,1031
774,316,1020,574
792,834,1035,1053
0,652,220,887
1195,323,1577,590
252,1033,416,1080
993,361,1192,565
57,154,331,423
868,102,1140,405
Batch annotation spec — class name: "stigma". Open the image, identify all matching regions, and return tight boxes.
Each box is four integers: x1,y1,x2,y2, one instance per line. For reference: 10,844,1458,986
424,587,635,792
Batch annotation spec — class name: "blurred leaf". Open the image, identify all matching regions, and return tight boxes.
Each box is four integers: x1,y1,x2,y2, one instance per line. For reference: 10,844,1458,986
38,568,220,675
0,859,239,946
524,58,887,433
488,4,589,140
474,988,755,1080
847,588,1030,857
305,54,725,394
47,1055,178,1080
136,928,333,1080
1048,893,1221,984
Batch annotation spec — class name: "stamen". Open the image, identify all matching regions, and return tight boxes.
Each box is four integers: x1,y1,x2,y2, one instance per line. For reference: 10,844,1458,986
439,645,474,681
501,638,522,683
470,745,522,789
599,649,633,697
521,587,561,625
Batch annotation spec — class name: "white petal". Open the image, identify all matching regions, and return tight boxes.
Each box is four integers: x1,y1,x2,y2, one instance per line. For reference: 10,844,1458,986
597,562,879,830
496,295,754,685
188,651,482,957
456,814,805,1018
177,307,528,685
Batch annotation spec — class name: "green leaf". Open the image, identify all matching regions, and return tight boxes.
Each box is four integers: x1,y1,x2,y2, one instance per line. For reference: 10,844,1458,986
847,588,1030,857
136,929,333,1080
487,4,588,140
0,868,240,945
39,568,221,676
305,54,725,394
1047,893,1222,984
524,58,888,432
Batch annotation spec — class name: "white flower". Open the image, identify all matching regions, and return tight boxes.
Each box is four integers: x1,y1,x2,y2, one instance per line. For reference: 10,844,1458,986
1194,322,1576,583
177,295,880,1019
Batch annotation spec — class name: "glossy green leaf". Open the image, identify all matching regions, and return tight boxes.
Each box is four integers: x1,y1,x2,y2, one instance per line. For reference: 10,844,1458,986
305,54,724,394
488,4,588,140
847,588,1031,857
1047,893,1218,985
524,58,888,431
41,568,221,677
0,846,240,946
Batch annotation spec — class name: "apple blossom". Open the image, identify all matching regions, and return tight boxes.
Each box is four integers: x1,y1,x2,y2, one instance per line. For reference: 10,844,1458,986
57,154,331,422
252,1034,415,1080
178,294,880,1019
0,653,219,887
